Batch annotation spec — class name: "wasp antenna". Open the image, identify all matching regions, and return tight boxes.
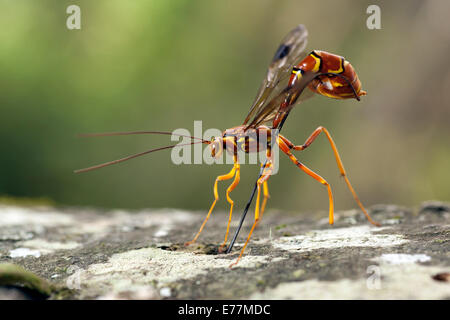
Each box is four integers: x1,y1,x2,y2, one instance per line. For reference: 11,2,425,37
74,141,204,174
77,130,210,143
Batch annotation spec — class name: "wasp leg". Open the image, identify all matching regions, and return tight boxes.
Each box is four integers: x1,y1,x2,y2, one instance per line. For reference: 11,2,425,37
280,127,380,226
255,178,270,229
256,153,273,229
218,163,241,252
185,160,239,246
260,181,270,220
289,153,335,224
229,161,272,268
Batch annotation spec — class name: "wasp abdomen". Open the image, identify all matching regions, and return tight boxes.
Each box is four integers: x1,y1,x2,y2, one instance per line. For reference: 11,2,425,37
290,50,366,100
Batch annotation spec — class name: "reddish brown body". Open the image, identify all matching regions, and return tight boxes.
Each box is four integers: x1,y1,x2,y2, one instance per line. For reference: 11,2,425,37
273,50,366,128
290,50,366,99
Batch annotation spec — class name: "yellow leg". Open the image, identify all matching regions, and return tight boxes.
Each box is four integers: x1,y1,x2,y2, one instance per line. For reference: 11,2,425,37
219,163,240,251
260,181,270,219
185,161,239,246
255,181,269,229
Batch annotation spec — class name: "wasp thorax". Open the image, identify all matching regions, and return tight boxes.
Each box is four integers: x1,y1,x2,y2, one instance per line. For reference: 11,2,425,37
210,137,223,158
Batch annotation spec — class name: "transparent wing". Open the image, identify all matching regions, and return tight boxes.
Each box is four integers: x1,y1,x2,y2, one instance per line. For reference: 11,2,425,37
243,24,309,125
245,71,316,129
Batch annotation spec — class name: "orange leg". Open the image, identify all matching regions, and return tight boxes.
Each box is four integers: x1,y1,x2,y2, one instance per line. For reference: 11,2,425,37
255,178,270,229
286,151,335,224
229,161,272,268
185,158,240,246
218,163,241,251
260,181,270,221
279,127,380,226
258,155,273,225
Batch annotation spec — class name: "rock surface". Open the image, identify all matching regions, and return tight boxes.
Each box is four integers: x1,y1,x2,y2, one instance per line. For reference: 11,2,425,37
0,201,449,299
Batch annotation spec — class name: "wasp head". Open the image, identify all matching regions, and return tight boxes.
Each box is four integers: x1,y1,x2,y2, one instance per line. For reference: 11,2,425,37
210,137,223,158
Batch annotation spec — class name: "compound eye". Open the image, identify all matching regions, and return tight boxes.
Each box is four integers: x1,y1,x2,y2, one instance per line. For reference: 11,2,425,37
211,140,223,158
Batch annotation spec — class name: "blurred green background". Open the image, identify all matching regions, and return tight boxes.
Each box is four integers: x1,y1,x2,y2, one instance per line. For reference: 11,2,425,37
0,0,449,215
